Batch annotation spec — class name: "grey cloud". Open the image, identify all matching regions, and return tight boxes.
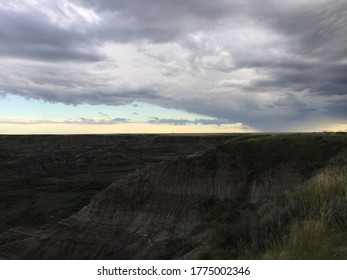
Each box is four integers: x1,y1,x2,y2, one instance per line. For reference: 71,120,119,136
70,117,129,124
0,60,165,106
98,112,109,117
164,90,324,131
98,89,166,101
243,62,347,98
0,45,104,62
176,0,347,102
0,117,129,125
1,86,165,107
78,0,239,42
0,3,104,62
148,117,239,126
1,0,346,131
234,1,347,93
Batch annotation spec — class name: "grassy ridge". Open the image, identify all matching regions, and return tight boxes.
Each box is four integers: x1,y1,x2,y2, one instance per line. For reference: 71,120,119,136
197,158,347,259
145,133,347,260
192,133,347,260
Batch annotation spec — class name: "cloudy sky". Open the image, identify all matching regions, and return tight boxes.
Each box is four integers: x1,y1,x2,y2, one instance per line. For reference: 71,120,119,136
0,0,346,134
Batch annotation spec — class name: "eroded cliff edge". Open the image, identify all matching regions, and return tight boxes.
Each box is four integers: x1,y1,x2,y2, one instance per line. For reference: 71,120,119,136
0,134,346,259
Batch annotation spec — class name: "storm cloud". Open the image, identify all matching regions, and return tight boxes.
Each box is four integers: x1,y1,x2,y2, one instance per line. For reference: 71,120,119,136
0,0,346,131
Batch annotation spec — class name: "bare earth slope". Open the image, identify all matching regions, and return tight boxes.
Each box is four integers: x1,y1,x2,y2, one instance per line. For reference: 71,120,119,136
0,133,346,259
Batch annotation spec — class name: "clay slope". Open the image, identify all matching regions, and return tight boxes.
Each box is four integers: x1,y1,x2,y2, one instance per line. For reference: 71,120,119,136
0,134,346,259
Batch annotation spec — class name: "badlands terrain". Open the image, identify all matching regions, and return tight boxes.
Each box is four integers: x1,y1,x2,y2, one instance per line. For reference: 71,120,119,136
0,133,346,259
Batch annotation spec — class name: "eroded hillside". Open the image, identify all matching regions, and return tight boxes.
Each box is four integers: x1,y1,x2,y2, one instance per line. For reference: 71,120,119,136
0,133,346,259
0,134,231,233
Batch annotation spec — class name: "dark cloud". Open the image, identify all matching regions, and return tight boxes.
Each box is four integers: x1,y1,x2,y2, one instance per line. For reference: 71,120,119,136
0,0,346,131
77,0,240,43
165,90,322,131
1,85,165,106
0,59,165,106
233,0,347,96
0,2,104,62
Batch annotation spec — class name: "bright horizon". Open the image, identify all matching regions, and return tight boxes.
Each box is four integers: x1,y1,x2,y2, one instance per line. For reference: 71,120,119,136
1,0,346,134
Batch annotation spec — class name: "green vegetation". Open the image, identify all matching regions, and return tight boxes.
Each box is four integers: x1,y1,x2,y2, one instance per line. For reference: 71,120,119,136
196,157,347,259
227,133,347,174
263,166,346,259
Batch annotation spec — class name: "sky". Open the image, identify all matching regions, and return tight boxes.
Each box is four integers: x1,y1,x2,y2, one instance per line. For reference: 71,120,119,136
0,0,346,134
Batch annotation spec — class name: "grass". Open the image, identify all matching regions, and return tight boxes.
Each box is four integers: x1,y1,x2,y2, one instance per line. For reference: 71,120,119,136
298,166,347,216
263,165,347,259
195,145,347,259
263,219,341,259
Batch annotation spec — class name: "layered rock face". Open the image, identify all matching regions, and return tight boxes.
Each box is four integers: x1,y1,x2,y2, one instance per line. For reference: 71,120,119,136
0,135,344,259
